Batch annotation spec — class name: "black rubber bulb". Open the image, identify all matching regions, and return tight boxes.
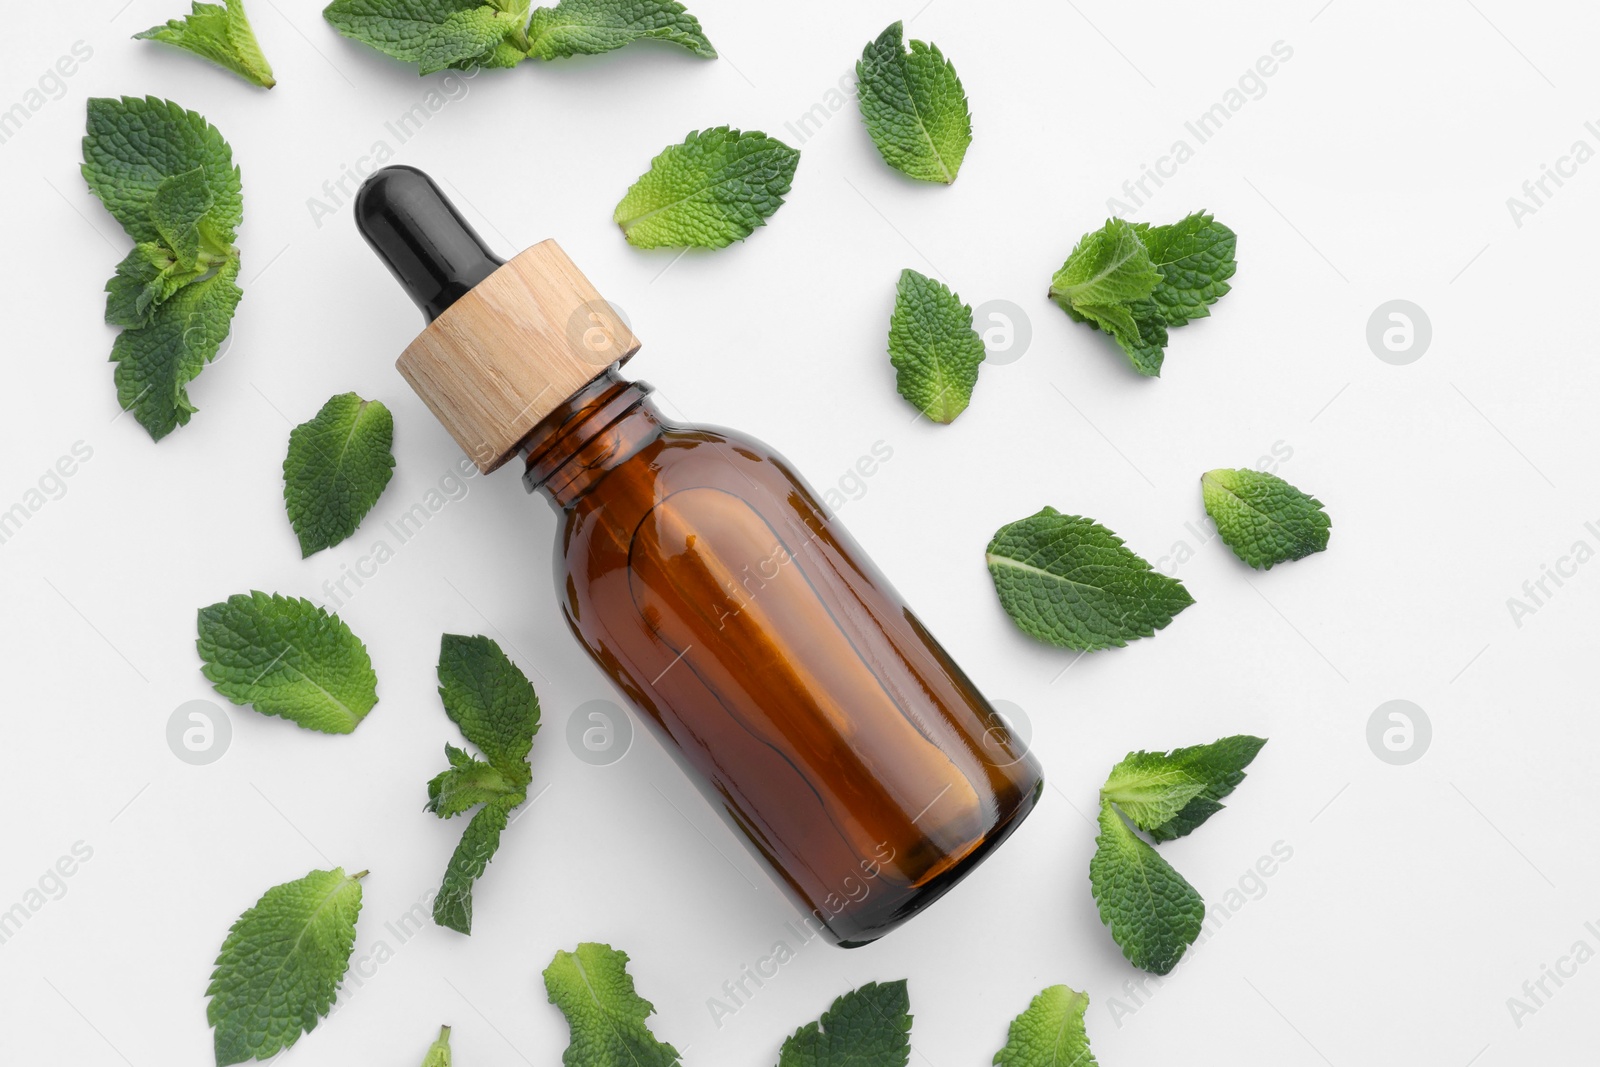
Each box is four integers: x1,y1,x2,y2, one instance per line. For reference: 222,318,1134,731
354,165,505,323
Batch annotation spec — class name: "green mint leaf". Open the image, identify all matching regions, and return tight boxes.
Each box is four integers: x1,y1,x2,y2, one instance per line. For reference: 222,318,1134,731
433,795,517,933
427,744,519,817
322,0,497,68
196,591,379,734
985,507,1195,651
1067,297,1169,376
1049,219,1168,376
1201,468,1331,570
544,943,683,1067
111,255,243,439
135,0,277,88
1133,211,1237,327
282,392,396,557
416,6,517,73
105,242,206,328
420,1026,453,1067
856,21,971,184
83,96,242,246
614,126,799,249
992,985,1099,1067
778,980,912,1067
1089,801,1203,974
428,634,540,933
888,268,984,423
1101,735,1266,840
526,0,715,59
150,166,213,269
436,633,541,782
206,867,365,1065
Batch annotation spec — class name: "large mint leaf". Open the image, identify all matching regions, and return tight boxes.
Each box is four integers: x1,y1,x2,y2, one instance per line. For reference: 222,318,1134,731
778,980,912,1067
992,985,1099,1067
282,392,396,557
82,96,241,245
613,127,799,249
1201,468,1331,570
985,507,1194,651
206,868,364,1065
526,0,715,59
1089,801,1203,975
888,268,984,423
196,591,378,734
544,943,683,1067
1134,211,1237,327
135,0,277,88
855,21,971,184
323,0,498,66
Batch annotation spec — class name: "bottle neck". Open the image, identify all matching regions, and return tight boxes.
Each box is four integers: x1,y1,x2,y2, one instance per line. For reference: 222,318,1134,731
519,367,659,506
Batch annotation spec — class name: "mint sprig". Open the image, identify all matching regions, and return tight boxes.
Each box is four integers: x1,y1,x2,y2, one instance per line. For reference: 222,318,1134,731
207,867,365,1065
614,127,799,249
1049,212,1235,376
888,268,985,423
428,634,542,933
856,21,972,184
322,0,714,73
135,0,277,88
83,97,244,440
283,392,396,557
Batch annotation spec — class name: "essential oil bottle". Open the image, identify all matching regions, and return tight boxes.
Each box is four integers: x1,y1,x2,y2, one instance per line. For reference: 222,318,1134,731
355,166,1043,945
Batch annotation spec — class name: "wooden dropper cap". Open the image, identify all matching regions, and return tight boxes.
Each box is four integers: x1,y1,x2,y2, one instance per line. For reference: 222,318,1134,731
355,166,639,474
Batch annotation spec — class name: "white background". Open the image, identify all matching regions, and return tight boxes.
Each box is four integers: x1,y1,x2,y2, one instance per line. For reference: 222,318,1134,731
1,0,1596,1063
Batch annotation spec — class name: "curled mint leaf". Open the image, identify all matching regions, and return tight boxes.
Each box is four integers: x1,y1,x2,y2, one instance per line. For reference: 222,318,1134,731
1089,800,1203,975
855,21,971,184
1201,468,1330,570
526,0,715,59
985,507,1194,651
544,943,683,1067
135,0,277,88
613,126,799,249
282,392,396,557
427,634,541,933
778,980,912,1067
196,591,378,734
992,985,1099,1067
1102,735,1267,841
83,97,244,439
206,867,364,1065
888,268,985,423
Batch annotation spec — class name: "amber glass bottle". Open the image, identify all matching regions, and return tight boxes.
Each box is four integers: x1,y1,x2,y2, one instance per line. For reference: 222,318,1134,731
356,166,1043,945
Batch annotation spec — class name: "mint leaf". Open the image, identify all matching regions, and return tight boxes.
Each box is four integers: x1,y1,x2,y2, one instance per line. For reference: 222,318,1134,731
416,6,517,73
323,0,504,69
207,867,364,1065
614,127,799,249
83,96,242,245
526,0,715,59
427,634,541,933
1089,801,1203,975
135,0,277,88
855,21,971,184
1102,735,1267,841
1067,297,1169,376
985,507,1195,651
1201,468,1331,570
420,1026,452,1067
282,392,396,557
888,268,984,423
778,980,912,1067
1134,211,1237,327
1049,218,1161,311
544,943,683,1067
110,255,243,439
992,985,1099,1067
84,97,244,439
196,591,378,734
